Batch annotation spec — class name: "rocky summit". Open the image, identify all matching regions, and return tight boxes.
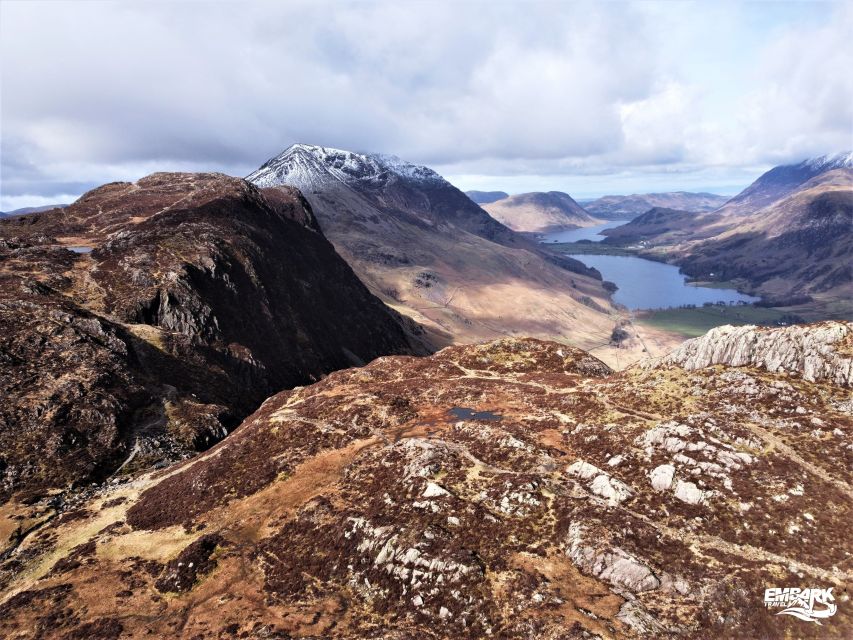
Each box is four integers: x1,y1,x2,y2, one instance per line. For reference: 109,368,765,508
0,173,424,504
1,323,850,638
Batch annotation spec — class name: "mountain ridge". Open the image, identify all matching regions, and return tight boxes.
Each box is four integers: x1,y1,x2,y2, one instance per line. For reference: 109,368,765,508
465,190,509,204
0,171,424,501
717,151,853,217
246,144,650,366
481,191,600,234
600,206,696,244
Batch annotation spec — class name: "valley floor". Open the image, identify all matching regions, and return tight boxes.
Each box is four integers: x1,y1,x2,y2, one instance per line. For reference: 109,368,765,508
636,296,853,340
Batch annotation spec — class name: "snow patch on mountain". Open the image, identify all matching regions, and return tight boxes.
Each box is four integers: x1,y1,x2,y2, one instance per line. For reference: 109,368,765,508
802,151,853,172
247,143,444,191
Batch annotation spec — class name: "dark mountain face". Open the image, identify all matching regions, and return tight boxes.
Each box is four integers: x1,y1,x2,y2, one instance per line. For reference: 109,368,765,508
246,145,614,353
0,172,423,501
720,152,853,215
465,190,509,204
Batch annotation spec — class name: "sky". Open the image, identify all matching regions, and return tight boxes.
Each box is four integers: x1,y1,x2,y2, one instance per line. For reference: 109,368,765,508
1,0,852,210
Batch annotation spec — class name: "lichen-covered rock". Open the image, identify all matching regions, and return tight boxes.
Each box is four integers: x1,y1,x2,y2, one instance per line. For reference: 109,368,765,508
650,321,853,385
649,464,675,491
673,479,705,505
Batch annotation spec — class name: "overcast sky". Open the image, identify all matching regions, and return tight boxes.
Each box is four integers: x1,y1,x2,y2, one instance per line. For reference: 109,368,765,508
1,0,851,210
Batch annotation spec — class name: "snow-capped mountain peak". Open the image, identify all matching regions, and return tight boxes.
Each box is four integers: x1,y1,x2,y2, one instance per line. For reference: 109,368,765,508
801,151,853,172
247,143,443,190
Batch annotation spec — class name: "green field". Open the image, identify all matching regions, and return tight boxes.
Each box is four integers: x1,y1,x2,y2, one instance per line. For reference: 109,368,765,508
635,304,789,338
543,241,637,256
685,279,749,291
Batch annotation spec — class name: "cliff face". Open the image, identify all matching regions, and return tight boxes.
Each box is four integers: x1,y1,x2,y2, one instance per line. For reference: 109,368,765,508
0,173,424,501
2,324,850,638
651,321,852,386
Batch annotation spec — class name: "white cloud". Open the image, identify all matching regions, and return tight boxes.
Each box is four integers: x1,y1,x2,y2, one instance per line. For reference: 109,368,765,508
1,0,850,205
734,3,853,164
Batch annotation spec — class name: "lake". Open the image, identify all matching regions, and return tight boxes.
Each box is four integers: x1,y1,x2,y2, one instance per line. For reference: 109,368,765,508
564,254,757,310
540,220,632,243
539,219,757,310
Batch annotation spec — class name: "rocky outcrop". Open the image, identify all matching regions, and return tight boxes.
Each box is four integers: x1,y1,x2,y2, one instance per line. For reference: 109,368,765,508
0,173,425,502
2,328,850,638
650,321,852,386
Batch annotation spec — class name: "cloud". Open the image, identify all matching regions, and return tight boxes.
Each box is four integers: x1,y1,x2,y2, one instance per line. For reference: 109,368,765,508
734,3,853,164
1,0,851,207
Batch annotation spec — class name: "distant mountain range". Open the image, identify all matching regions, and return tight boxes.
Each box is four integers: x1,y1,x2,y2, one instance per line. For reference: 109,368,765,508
0,203,67,217
582,192,729,220
479,191,601,233
248,144,625,355
465,190,508,204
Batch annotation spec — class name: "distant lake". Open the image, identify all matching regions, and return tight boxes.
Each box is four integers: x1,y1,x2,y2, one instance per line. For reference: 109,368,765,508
540,220,631,243
565,254,758,310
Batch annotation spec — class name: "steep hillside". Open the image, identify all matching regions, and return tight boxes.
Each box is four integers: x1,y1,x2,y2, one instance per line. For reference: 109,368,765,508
674,169,853,301
0,172,423,502
247,145,628,361
466,190,508,204
583,192,728,220
1,323,850,638
601,207,697,245
716,152,853,217
481,191,600,233
249,144,516,245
